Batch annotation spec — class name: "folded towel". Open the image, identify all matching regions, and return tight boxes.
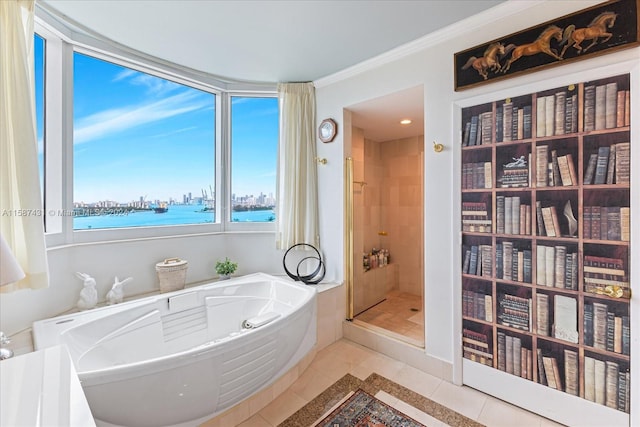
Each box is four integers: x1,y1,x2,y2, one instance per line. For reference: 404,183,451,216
242,312,280,329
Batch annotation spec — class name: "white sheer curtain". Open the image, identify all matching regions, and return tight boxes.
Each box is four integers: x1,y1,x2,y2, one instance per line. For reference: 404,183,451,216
0,0,49,292
275,83,320,250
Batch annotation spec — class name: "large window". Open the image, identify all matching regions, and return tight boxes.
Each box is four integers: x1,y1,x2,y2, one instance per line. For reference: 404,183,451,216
72,53,216,230
35,34,45,208
230,96,278,222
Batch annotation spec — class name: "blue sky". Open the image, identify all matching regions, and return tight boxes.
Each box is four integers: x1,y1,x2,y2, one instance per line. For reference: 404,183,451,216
36,40,278,204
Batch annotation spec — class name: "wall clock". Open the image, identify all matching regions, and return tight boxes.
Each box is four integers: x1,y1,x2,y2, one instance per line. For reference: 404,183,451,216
318,118,337,143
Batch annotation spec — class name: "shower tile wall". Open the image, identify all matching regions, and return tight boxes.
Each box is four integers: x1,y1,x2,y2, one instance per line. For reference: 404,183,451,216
352,130,424,314
380,136,424,297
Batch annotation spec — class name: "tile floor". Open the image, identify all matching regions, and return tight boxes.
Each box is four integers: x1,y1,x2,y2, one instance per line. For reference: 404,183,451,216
354,290,425,347
231,339,564,427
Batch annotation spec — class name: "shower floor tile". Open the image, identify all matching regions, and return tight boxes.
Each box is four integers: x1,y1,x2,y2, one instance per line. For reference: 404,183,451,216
354,290,424,347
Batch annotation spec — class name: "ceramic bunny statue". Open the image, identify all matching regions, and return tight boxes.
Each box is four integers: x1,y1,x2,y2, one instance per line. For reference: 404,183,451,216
76,272,98,310
106,276,132,305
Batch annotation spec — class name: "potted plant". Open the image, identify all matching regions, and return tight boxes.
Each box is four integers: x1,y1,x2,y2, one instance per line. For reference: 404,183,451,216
215,257,237,280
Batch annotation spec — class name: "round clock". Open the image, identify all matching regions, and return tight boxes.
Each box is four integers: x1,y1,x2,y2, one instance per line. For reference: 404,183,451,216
318,118,337,143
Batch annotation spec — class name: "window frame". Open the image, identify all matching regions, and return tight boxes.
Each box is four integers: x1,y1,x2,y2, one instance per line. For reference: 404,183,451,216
34,14,278,247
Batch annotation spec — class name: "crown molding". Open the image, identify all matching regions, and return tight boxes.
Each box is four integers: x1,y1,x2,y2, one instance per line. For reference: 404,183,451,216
314,0,605,88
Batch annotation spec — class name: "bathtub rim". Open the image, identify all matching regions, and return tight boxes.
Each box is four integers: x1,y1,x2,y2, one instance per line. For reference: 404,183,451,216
32,272,317,383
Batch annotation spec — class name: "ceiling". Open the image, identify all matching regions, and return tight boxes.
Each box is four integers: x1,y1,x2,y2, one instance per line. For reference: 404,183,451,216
39,0,503,141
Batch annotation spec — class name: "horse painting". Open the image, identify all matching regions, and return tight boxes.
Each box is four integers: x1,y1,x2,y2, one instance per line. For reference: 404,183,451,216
560,11,618,57
461,42,506,80
500,25,564,73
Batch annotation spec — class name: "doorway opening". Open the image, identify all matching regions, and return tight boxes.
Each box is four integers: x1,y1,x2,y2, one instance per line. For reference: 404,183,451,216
345,86,425,347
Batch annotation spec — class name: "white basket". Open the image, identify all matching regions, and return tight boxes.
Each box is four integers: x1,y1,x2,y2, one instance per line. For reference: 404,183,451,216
155,258,188,293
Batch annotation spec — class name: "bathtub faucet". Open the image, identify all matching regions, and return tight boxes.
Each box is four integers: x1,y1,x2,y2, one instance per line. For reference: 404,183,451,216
0,331,13,360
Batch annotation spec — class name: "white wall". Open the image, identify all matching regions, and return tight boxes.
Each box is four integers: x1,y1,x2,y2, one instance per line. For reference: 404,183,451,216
314,0,635,366
0,233,289,334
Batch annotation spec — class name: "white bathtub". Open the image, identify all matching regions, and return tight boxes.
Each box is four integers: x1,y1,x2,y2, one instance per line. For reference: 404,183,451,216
32,273,317,427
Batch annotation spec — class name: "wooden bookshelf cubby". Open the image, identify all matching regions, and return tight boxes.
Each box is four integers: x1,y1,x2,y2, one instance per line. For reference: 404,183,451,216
460,73,631,418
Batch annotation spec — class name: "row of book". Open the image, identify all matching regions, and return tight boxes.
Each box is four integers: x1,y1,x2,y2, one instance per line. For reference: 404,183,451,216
584,83,630,132
583,255,630,299
584,143,630,185
535,245,578,290
584,357,630,413
583,206,630,241
496,103,532,142
535,145,578,187
536,294,578,344
536,200,571,238
461,202,492,233
462,244,492,277
497,332,533,379
536,91,578,138
497,293,531,332
496,196,532,235
584,301,630,355
462,84,629,147
496,242,531,283
461,162,492,189
462,290,493,322
537,349,579,396
462,328,493,366
462,111,493,146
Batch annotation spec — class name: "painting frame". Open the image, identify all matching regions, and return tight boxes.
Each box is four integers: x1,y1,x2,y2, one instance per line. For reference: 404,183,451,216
454,0,640,91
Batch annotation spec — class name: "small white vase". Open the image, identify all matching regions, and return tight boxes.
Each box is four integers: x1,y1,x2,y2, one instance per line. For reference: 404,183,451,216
219,274,230,281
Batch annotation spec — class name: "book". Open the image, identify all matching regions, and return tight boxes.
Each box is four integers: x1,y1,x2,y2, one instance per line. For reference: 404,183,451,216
583,153,598,185
614,142,630,184
592,302,608,350
616,90,626,128
554,91,565,135
536,145,548,187
584,303,594,347
544,245,555,286
605,82,618,129
593,146,610,185
536,293,549,336
605,143,616,184
468,115,479,146
523,105,532,139
497,332,506,371
584,356,596,402
503,102,513,142
565,154,577,186
556,154,572,186
536,245,546,286
594,84,606,130
542,356,557,389
544,95,555,137
554,295,578,343
496,105,503,142
541,207,556,237
536,348,547,386
605,361,618,409
564,349,578,395
554,245,566,288
536,95,546,137
584,85,596,131
535,201,546,236
594,359,606,405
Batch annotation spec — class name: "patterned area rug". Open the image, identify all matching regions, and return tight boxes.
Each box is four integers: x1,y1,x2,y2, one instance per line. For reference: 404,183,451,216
315,388,426,427
279,373,485,427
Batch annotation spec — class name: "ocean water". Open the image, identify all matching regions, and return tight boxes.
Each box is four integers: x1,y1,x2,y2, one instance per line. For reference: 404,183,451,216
73,204,275,229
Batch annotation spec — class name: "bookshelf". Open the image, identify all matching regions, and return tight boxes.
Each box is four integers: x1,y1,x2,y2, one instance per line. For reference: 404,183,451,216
460,73,631,425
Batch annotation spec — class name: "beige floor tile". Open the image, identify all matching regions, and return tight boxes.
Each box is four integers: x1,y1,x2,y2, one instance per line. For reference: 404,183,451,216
430,380,487,421
236,413,273,427
478,396,546,427
258,389,307,426
350,352,405,381
289,365,339,401
392,364,442,398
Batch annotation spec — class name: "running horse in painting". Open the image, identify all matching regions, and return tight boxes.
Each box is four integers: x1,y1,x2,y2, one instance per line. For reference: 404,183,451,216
461,42,506,80
500,25,564,73
560,11,617,57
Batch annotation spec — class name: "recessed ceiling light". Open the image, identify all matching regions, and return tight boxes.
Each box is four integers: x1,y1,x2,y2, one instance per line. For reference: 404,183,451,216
400,119,412,125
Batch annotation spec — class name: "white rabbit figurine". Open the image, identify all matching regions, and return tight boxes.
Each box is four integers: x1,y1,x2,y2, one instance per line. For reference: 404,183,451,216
106,276,132,305
76,272,98,310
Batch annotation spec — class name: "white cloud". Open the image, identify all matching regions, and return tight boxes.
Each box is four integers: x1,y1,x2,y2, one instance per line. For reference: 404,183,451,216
74,91,212,145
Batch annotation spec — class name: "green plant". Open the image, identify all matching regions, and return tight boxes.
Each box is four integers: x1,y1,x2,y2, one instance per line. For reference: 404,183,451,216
215,257,238,275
